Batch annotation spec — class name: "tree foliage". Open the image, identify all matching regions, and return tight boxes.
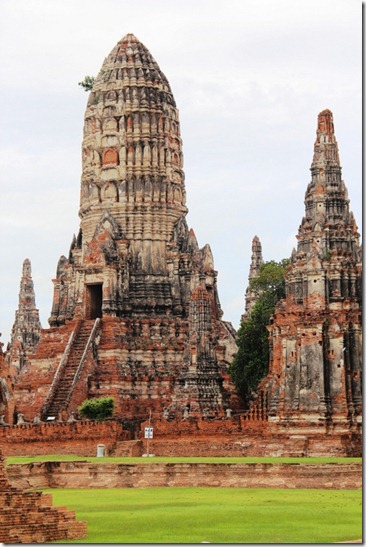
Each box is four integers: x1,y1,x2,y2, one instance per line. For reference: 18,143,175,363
78,75,95,91
230,259,289,405
78,396,114,421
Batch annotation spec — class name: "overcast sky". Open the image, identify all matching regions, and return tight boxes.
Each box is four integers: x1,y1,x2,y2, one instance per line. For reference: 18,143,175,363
0,0,362,345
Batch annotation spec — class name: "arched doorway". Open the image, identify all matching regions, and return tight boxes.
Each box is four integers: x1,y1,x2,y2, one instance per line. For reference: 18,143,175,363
86,283,103,319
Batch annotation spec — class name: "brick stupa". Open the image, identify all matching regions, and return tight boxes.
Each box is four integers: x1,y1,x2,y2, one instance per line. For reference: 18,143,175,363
248,109,362,428
7,259,42,371
242,235,264,322
9,34,238,423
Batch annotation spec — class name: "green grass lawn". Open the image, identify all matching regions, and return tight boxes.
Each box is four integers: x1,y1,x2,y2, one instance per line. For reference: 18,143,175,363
46,487,362,544
6,454,362,464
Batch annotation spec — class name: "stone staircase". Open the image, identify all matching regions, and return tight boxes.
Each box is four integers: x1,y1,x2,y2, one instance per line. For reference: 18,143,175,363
42,320,96,419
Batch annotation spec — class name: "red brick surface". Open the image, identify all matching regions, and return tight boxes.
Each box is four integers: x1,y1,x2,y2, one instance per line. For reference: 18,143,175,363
6,460,362,490
0,417,361,458
0,449,87,544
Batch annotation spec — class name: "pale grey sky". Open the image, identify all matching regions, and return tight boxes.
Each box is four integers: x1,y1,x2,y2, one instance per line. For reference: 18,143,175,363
0,0,362,344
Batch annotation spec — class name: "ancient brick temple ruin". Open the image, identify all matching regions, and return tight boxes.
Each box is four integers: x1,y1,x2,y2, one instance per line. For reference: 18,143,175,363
0,35,361,457
247,109,362,429
7,33,238,424
0,446,87,543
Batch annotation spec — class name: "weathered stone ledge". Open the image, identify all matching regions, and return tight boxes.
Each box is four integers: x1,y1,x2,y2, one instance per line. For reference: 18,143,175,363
7,461,361,490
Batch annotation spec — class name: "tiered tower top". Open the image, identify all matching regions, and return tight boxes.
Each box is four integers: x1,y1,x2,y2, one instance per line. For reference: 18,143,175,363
286,109,361,312
80,33,186,244
297,109,360,264
48,34,226,323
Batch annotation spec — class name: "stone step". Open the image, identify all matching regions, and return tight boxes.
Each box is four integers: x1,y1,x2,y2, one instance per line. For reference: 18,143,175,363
44,320,95,416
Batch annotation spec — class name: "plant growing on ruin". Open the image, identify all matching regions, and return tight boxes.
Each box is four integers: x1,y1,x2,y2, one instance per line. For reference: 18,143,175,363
78,396,114,421
78,75,95,91
230,259,289,404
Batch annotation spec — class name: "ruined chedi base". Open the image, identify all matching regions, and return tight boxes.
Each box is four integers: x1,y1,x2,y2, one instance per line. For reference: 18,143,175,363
247,109,362,430
0,447,87,543
9,34,239,424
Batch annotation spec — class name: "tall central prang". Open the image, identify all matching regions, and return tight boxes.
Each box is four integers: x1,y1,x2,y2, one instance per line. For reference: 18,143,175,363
50,34,193,324
11,34,238,422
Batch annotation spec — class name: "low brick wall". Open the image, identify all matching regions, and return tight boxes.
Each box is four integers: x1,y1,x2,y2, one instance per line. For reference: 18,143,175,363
0,419,361,458
0,420,129,457
139,418,362,457
144,432,362,457
7,461,361,490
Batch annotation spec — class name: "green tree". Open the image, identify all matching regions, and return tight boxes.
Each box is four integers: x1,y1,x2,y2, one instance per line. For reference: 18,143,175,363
78,396,114,421
78,75,95,91
230,259,289,404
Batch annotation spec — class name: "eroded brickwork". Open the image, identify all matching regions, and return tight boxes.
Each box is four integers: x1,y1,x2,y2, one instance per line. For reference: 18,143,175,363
0,419,128,456
11,259,42,347
0,448,87,543
249,110,362,427
8,259,42,368
8,34,237,423
0,336,15,423
2,37,360,457
242,235,264,321
0,417,360,458
7,460,361,490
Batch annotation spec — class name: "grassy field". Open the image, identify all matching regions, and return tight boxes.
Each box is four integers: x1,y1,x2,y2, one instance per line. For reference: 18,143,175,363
6,454,361,465
46,487,362,544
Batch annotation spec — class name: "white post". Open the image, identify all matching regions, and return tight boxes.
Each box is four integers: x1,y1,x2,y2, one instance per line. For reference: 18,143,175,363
146,409,152,457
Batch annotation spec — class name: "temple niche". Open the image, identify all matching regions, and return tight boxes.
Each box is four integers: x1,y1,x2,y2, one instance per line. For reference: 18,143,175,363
9,34,238,423
248,109,362,428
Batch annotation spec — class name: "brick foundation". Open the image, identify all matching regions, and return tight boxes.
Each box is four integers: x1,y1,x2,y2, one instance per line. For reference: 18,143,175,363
0,419,129,457
6,461,361,490
0,417,361,458
0,449,87,544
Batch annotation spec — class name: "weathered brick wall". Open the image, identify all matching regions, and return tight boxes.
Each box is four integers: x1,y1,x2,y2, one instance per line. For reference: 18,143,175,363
138,417,362,457
6,461,362,490
144,433,361,458
0,419,129,457
0,449,87,543
0,418,361,457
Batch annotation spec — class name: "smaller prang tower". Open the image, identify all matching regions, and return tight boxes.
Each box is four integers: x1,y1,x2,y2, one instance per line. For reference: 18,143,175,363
252,110,362,428
242,235,264,322
8,259,42,370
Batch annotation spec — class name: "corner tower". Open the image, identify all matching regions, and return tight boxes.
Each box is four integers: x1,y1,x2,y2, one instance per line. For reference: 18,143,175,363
9,259,41,367
242,235,264,322
254,110,362,427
